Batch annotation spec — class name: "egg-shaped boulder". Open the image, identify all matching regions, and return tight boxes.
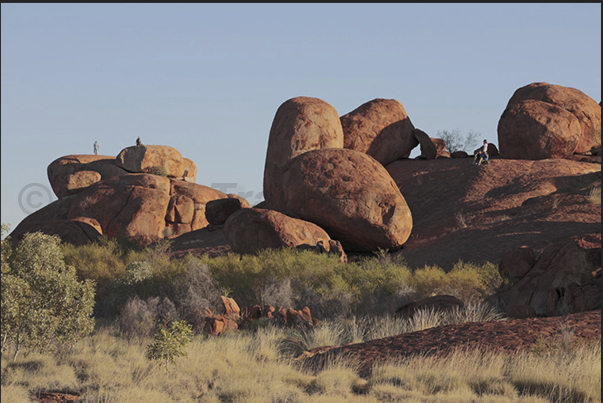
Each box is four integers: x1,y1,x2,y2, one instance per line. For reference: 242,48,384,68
276,148,413,252
263,96,344,208
341,98,418,166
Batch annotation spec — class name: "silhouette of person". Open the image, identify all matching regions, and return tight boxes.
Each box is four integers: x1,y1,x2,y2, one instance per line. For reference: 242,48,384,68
136,137,143,146
93,141,99,155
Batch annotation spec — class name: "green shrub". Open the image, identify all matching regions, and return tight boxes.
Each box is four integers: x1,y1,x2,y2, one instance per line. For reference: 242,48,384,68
1,232,96,360
146,320,192,374
144,165,168,177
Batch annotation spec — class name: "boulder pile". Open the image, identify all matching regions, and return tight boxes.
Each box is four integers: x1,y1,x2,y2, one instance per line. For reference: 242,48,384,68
10,145,233,246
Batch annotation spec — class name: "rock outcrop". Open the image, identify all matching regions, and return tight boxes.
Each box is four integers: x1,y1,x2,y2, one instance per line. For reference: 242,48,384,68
496,233,601,316
498,82,601,159
67,174,172,243
223,208,332,255
116,145,185,177
12,171,231,246
341,98,418,166
275,148,413,252
168,181,230,235
47,155,129,199
263,96,344,208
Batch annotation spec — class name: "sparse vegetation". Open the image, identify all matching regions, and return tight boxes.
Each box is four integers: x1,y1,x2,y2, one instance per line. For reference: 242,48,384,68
587,186,601,204
455,211,469,228
143,165,168,177
1,228,598,401
1,320,599,402
437,128,480,153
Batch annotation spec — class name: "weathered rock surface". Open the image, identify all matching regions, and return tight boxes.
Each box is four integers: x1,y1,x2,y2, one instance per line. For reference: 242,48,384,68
12,173,230,246
205,197,249,225
498,100,582,159
169,181,229,231
8,195,101,246
223,208,332,254
68,174,172,243
385,157,601,271
496,233,601,316
395,295,465,318
276,148,413,252
263,96,344,208
341,98,418,166
498,82,601,158
432,138,450,158
498,246,538,279
116,145,185,177
47,155,129,199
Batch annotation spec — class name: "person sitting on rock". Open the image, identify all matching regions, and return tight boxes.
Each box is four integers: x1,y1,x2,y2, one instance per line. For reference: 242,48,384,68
136,136,143,146
473,139,489,165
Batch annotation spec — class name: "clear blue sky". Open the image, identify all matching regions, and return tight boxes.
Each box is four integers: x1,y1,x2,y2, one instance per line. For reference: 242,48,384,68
2,3,601,230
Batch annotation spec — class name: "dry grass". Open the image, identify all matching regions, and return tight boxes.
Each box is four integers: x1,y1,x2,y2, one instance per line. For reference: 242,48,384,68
454,211,469,228
587,186,601,204
1,320,599,403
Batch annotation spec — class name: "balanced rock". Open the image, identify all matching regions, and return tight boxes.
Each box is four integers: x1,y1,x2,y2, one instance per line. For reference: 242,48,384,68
413,129,437,159
496,233,601,316
263,96,344,208
205,197,249,226
276,148,413,252
47,155,129,199
116,145,185,177
341,98,418,166
498,82,601,159
223,208,332,255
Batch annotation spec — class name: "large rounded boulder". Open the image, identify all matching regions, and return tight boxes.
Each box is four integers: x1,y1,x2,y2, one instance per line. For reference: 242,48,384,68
263,97,344,208
341,98,418,166
116,145,185,177
498,100,582,159
223,208,332,254
498,82,601,159
47,155,129,199
275,148,413,252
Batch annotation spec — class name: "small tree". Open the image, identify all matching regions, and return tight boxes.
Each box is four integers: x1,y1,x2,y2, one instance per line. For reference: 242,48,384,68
437,129,480,153
146,320,192,374
1,230,96,360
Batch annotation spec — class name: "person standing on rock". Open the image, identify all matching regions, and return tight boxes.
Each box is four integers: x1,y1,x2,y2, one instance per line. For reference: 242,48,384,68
473,139,489,165
136,136,143,146
93,141,99,155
